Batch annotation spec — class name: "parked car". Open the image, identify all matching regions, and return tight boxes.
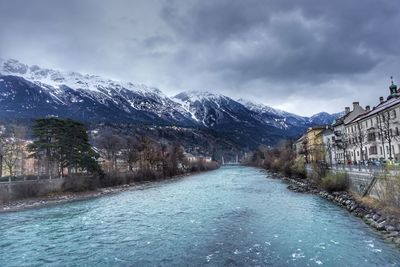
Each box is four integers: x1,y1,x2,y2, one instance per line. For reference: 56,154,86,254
371,160,381,167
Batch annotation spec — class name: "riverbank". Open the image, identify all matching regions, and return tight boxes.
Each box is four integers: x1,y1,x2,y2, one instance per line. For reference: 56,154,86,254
282,175,400,247
0,170,211,213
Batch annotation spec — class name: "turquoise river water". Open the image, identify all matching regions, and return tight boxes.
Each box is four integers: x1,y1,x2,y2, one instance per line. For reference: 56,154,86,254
0,166,400,266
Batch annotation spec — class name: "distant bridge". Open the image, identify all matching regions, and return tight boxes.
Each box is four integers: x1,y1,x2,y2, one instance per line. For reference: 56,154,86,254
223,162,241,166
221,155,240,166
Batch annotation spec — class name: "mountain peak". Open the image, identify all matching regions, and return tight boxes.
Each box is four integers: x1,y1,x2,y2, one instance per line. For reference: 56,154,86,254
0,58,342,147
0,58,29,75
237,98,306,121
0,58,164,96
174,90,227,102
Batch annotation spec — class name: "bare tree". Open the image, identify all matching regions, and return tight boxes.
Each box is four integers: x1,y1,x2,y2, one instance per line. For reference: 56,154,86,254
3,140,20,176
0,131,5,177
299,137,309,163
377,110,400,160
97,131,124,172
166,143,185,176
123,136,138,172
351,121,368,166
3,125,27,176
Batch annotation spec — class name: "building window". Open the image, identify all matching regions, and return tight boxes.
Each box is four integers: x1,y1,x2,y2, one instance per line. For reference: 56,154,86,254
380,146,383,155
367,132,376,142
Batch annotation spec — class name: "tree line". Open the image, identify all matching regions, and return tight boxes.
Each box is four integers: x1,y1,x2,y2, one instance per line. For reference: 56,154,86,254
0,118,219,185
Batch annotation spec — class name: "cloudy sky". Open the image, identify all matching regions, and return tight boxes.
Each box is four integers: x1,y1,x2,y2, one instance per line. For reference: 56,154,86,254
0,0,399,116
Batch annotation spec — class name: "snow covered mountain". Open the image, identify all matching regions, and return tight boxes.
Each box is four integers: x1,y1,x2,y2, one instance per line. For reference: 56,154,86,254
0,59,195,125
174,91,261,127
172,92,342,145
237,98,343,131
173,91,289,145
0,59,341,147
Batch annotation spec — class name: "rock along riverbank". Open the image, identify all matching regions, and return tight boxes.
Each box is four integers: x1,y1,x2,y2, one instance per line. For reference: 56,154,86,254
282,175,400,247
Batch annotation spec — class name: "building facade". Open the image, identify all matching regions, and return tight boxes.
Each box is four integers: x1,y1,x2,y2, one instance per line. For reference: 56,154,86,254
344,83,400,163
324,80,400,165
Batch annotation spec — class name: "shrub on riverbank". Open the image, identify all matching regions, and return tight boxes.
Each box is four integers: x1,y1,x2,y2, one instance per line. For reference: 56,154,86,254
188,160,219,173
321,172,348,192
290,157,307,178
244,141,306,178
98,160,220,187
63,175,99,192
308,162,328,183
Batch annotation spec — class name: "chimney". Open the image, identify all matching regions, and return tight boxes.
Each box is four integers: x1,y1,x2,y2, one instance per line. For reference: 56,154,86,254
365,105,371,111
380,96,384,103
352,102,360,110
345,107,350,114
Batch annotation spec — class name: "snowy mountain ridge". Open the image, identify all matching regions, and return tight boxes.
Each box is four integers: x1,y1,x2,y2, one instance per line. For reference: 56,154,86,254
0,58,195,125
0,58,341,146
0,58,164,96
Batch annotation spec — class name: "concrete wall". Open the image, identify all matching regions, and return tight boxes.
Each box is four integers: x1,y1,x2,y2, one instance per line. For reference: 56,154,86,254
330,169,373,194
0,178,65,203
307,164,399,206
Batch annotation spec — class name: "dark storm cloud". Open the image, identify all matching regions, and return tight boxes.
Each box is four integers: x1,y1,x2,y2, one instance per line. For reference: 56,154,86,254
159,0,400,112
162,0,397,81
0,0,400,115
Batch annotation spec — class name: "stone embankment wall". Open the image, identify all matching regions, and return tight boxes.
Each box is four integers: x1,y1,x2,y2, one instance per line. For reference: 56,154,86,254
330,168,375,195
306,165,399,206
286,177,400,246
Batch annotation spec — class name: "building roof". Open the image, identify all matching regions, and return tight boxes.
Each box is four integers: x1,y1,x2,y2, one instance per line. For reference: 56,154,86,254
296,135,305,143
349,95,400,124
307,125,328,131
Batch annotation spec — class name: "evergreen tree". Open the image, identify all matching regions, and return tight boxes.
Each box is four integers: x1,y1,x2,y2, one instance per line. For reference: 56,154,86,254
28,118,102,176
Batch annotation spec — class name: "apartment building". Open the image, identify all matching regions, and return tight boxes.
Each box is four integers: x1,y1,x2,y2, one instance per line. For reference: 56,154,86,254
345,81,400,163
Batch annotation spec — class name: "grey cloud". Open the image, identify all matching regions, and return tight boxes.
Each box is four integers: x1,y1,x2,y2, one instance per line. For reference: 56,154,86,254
161,0,392,82
0,0,399,115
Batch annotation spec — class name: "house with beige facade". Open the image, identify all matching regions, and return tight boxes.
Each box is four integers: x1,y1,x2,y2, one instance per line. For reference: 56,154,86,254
344,81,400,163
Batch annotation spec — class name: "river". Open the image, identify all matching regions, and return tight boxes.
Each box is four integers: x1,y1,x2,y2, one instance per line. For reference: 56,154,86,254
0,166,399,266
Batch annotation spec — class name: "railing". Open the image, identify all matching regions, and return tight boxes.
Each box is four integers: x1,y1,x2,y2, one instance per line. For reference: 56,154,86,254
328,164,384,173
322,163,400,176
